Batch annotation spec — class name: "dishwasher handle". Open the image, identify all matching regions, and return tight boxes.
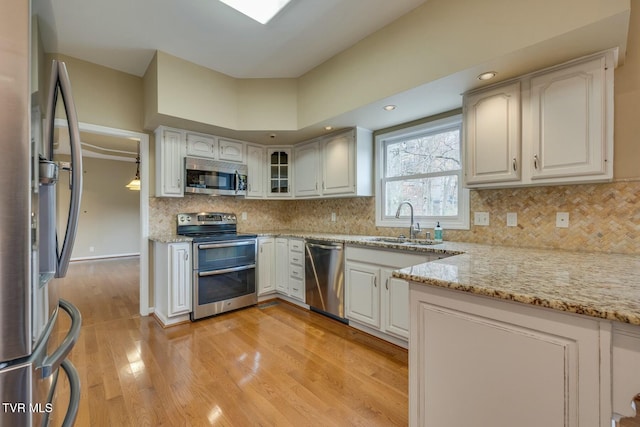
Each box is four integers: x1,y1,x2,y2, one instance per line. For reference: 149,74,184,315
305,241,343,251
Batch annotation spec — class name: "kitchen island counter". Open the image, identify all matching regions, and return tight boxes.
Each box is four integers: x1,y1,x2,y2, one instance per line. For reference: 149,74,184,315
394,243,640,326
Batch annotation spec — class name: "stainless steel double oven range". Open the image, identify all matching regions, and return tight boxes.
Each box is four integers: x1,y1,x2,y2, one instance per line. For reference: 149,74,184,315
177,212,257,320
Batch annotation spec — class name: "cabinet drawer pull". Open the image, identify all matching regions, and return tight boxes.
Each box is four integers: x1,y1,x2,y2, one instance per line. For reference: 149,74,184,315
512,158,517,171
386,278,389,290
374,277,377,288
534,154,539,170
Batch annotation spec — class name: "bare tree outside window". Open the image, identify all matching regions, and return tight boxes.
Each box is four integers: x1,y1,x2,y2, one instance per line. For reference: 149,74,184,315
383,126,461,218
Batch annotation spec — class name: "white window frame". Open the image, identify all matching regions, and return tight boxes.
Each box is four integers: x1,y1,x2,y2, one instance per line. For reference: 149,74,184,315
374,114,470,230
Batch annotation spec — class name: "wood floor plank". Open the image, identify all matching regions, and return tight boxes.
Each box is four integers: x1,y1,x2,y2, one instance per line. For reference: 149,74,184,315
50,257,408,426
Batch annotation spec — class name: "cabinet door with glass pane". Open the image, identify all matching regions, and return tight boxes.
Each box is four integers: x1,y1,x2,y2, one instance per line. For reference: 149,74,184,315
267,148,292,198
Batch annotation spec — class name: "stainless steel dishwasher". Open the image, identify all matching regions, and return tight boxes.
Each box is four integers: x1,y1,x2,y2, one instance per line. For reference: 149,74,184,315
304,239,347,323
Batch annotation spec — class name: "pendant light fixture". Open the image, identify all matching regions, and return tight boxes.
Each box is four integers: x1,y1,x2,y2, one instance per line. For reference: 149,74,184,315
125,141,141,191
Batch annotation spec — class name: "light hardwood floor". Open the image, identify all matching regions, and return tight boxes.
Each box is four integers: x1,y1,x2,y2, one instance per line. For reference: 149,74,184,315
50,257,408,426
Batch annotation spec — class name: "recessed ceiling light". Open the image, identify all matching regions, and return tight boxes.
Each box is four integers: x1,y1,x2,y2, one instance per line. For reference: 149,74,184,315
383,105,397,111
477,71,497,81
324,126,333,131
219,0,293,24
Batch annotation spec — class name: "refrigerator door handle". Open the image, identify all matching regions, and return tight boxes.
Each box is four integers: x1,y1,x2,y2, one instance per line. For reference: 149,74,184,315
43,60,59,160
40,299,82,379
54,61,83,278
59,359,81,427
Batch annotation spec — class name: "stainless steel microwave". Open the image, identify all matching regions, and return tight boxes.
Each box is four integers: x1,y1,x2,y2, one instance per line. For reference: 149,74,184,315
184,157,247,196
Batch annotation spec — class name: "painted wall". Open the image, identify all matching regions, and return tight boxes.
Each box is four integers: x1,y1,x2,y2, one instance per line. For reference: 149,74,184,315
49,53,145,133
613,0,640,180
142,0,629,132
57,155,141,259
147,51,299,132
297,0,630,127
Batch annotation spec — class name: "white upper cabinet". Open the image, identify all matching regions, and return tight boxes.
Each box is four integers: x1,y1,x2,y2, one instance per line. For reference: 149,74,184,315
246,144,265,198
464,51,614,189
294,141,321,197
218,138,245,163
186,133,217,159
322,130,358,195
528,55,611,181
155,126,185,197
267,148,293,198
464,81,521,185
293,127,373,199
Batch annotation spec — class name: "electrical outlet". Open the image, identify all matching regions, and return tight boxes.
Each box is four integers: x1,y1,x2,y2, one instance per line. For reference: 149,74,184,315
506,212,518,227
331,212,337,222
474,212,490,226
241,212,247,220
556,212,569,228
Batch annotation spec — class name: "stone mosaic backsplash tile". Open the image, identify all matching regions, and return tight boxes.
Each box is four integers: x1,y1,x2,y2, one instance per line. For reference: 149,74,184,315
149,180,640,255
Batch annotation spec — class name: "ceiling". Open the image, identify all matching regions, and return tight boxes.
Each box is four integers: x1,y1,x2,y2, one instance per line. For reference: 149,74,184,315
33,0,428,78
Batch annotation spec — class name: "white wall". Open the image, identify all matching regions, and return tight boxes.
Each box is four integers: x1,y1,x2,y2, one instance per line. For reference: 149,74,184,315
56,154,140,259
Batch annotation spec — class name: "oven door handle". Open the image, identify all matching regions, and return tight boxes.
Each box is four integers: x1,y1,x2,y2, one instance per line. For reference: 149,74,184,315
198,264,256,277
197,240,255,250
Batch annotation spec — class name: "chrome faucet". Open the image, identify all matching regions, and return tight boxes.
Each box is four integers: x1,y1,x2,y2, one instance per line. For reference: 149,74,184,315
395,201,420,239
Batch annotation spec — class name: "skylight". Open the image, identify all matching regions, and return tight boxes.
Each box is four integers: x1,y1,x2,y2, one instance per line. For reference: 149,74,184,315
219,0,293,24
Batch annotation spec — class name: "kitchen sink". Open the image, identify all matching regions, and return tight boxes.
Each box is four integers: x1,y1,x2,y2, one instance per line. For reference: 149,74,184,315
369,237,409,244
367,237,441,246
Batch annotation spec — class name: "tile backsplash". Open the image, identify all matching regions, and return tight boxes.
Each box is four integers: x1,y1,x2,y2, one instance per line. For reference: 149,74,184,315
149,180,640,254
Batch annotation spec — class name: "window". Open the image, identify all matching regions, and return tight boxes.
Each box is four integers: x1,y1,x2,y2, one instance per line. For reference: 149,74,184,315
375,114,469,230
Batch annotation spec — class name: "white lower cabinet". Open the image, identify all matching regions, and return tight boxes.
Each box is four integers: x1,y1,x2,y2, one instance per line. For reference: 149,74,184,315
153,241,192,326
287,239,305,302
257,238,275,296
345,262,380,328
275,238,289,294
381,270,410,338
345,246,442,346
409,284,607,427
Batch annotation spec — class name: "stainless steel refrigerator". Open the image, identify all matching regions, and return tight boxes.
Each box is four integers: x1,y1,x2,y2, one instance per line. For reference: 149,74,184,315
0,1,82,425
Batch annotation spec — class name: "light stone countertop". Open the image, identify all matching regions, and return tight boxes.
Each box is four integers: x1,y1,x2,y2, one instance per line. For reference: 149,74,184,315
150,231,640,325
148,234,193,243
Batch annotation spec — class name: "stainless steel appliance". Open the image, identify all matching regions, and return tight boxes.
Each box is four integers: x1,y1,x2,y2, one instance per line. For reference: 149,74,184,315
176,213,257,320
184,157,248,196
304,240,347,322
1,4,82,425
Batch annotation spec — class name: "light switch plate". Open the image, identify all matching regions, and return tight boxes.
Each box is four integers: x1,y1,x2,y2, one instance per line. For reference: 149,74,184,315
331,212,337,222
556,212,569,228
241,212,247,220
506,212,517,227
474,212,490,226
